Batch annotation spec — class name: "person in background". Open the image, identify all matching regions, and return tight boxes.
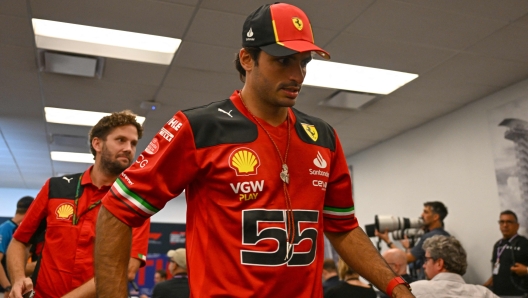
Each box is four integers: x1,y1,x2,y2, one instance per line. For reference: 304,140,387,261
7,110,150,298
139,270,168,298
383,248,414,284
154,269,167,285
377,201,450,279
483,210,528,297
324,257,377,298
151,248,189,298
94,3,414,297
322,259,340,294
377,248,416,298
0,196,34,298
411,235,498,298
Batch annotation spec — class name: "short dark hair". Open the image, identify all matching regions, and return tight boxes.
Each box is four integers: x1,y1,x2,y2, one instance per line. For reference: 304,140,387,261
16,196,34,214
323,258,337,272
234,47,261,83
88,110,143,157
500,210,518,222
424,201,448,222
155,269,167,279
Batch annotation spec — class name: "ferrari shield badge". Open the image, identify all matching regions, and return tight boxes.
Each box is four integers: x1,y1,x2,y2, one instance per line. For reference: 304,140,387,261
301,123,318,141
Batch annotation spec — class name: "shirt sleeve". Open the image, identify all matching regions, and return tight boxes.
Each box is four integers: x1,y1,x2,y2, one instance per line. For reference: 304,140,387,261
410,234,427,260
13,181,50,243
102,111,200,227
323,131,358,233
130,218,150,267
0,224,11,254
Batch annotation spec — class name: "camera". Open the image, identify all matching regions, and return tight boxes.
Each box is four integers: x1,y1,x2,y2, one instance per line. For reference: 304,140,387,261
374,215,423,232
391,228,424,240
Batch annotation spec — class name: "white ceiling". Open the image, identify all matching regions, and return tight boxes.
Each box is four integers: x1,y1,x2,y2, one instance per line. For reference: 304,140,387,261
2,0,528,189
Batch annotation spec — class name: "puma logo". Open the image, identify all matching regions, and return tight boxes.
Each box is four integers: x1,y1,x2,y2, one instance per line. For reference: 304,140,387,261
63,177,73,183
218,108,233,118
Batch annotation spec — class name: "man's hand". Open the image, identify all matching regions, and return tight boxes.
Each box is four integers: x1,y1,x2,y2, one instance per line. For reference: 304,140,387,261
9,277,33,298
127,258,141,281
375,229,390,243
400,235,410,250
511,263,528,276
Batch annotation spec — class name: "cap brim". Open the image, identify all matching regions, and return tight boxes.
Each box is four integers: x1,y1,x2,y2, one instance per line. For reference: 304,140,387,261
260,41,330,60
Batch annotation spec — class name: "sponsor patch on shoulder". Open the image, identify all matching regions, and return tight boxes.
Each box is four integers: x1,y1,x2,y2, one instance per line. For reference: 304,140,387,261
159,128,174,142
145,137,160,155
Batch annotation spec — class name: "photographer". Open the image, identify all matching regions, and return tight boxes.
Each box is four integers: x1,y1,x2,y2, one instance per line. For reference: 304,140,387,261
376,201,450,279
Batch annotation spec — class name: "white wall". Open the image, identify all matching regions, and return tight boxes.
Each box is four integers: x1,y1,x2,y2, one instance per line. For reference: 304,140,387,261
0,188,40,217
348,78,528,284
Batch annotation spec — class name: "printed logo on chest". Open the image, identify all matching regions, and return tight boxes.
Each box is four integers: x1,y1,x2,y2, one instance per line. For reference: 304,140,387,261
56,203,74,220
228,147,264,201
310,151,329,190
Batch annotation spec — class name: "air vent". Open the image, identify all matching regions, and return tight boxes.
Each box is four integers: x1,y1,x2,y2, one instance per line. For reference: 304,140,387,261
320,91,378,110
37,50,105,78
50,134,89,148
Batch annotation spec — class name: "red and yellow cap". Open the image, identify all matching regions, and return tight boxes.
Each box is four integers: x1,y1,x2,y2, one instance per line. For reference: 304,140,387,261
242,3,330,60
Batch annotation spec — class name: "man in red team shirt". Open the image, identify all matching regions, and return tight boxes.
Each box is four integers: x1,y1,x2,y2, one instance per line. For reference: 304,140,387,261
95,3,415,298
8,111,150,298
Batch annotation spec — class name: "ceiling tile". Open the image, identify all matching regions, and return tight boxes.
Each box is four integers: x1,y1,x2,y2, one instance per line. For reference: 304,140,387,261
41,73,158,107
173,42,239,73
200,0,377,31
514,13,528,27
185,9,245,48
324,32,456,73
30,0,195,38
152,0,199,6
103,59,169,86
465,24,528,62
0,44,37,71
0,15,34,48
423,53,528,88
345,0,507,50
164,67,242,97
362,93,462,120
397,0,528,22
0,1,28,17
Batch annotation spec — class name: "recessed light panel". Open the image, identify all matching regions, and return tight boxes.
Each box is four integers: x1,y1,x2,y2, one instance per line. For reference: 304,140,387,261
304,60,418,95
45,107,145,126
32,19,181,65
51,151,94,164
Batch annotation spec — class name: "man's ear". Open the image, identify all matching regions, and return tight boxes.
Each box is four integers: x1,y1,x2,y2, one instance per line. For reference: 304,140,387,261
436,258,445,271
92,137,102,154
239,48,254,72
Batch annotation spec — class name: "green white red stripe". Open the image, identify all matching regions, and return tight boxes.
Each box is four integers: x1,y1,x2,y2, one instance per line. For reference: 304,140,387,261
323,206,355,216
114,179,158,215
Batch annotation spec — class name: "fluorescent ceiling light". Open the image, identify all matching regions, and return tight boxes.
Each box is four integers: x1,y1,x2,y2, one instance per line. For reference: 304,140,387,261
51,151,94,164
304,60,418,95
45,107,145,126
32,18,181,65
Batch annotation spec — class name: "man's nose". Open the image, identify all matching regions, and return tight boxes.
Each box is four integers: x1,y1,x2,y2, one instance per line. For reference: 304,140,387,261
289,62,305,84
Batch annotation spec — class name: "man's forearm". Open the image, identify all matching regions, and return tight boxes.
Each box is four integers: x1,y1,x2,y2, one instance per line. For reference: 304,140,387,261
62,278,95,298
0,261,10,288
94,206,132,297
325,228,414,297
6,238,30,284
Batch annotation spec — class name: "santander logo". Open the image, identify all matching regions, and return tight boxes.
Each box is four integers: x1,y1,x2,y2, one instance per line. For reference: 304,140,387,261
313,151,327,169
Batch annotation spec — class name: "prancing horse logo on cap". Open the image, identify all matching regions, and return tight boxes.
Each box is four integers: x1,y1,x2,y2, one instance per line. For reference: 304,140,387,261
292,17,303,31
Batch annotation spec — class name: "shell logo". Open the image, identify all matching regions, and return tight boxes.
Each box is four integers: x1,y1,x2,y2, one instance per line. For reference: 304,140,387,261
56,203,74,220
229,148,260,176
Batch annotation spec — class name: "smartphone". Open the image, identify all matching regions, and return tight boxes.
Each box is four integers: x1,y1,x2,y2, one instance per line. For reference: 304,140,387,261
22,290,35,298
